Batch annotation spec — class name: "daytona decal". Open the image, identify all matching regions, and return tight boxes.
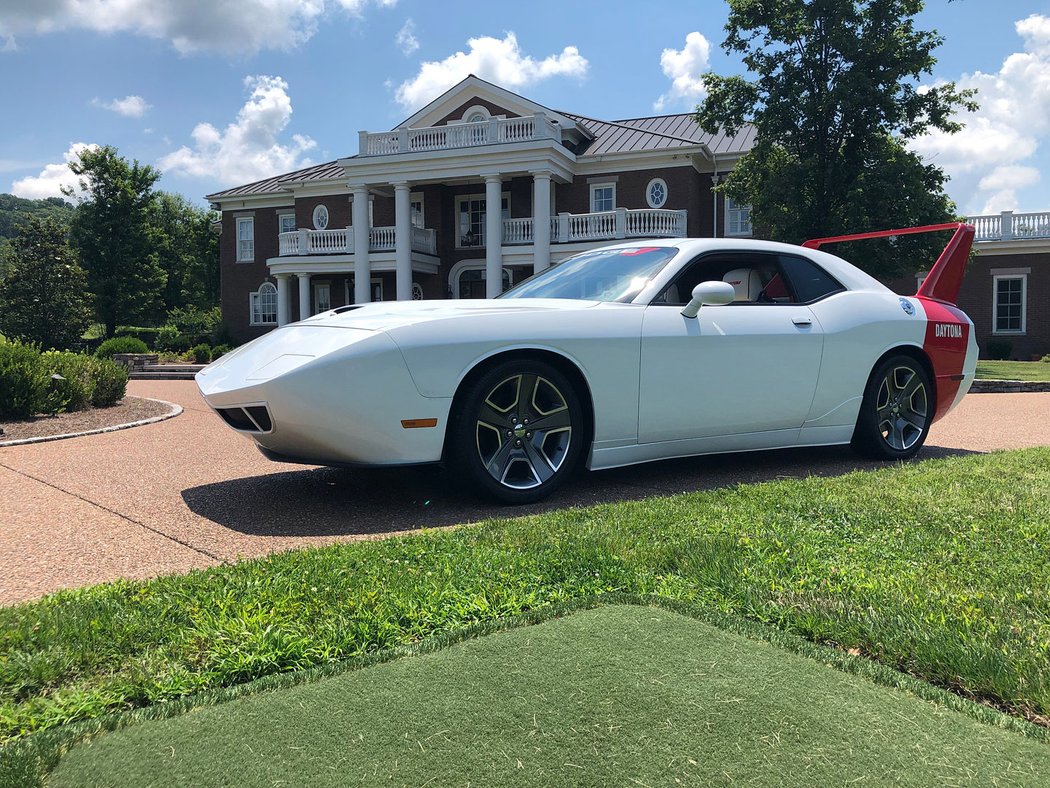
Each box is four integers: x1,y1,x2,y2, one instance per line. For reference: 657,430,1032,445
918,298,970,422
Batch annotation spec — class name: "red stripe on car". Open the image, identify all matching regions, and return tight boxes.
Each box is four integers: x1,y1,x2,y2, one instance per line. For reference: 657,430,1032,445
917,297,969,422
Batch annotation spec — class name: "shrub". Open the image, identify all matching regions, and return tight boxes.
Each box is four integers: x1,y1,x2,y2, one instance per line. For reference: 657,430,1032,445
0,339,48,420
986,341,1012,361
167,305,222,345
211,344,232,359
1041,354,1050,363
90,357,128,407
115,326,162,348
155,325,192,353
40,351,95,414
95,336,149,359
189,343,212,364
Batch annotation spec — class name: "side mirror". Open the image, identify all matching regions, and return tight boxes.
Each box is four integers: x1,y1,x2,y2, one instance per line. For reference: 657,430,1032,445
681,281,735,318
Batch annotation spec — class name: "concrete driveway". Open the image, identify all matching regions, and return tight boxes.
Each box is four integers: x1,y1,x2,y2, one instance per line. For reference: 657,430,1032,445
2,380,1048,606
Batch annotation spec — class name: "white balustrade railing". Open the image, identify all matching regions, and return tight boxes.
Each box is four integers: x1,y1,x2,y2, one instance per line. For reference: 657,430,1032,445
360,113,558,156
412,226,438,255
967,210,1050,241
369,226,396,250
625,209,688,238
278,226,438,256
503,217,534,245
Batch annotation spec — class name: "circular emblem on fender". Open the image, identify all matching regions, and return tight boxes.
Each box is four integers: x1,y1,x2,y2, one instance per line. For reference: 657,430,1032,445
899,297,915,316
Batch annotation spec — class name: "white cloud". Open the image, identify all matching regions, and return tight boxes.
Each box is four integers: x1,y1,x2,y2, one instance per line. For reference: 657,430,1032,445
394,32,588,111
158,75,316,186
0,0,394,56
10,142,98,201
92,95,151,118
396,18,418,55
910,14,1050,214
654,31,711,112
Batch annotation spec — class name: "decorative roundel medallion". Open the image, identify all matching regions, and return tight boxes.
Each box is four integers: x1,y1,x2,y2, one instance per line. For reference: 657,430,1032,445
312,204,329,230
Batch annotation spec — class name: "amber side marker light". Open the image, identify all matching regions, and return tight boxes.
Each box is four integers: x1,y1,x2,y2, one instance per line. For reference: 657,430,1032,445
401,418,438,429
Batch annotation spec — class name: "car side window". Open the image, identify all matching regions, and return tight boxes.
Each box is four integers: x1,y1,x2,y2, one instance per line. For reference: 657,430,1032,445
652,253,789,306
776,254,844,303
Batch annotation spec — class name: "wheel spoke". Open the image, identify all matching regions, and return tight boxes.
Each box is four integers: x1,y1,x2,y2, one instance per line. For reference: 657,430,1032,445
900,372,923,400
522,439,555,483
484,438,516,481
888,418,907,450
526,407,571,432
477,401,509,432
518,374,540,417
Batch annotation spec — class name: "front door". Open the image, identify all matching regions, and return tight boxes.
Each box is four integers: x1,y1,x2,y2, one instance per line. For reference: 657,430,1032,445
638,302,824,443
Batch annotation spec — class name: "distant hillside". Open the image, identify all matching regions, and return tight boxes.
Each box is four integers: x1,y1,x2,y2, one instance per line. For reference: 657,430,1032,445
0,194,75,240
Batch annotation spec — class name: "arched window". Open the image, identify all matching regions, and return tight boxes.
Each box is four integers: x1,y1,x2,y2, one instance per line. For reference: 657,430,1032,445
461,105,491,123
250,282,278,325
450,261,512,298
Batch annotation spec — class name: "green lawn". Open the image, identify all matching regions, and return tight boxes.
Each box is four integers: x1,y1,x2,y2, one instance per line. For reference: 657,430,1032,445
2,448,1049,755
976,360,1050,381
42,605,1050,787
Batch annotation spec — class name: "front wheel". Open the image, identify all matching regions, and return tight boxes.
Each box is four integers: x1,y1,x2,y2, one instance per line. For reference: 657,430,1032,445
451,359,585,504
851,354,933,460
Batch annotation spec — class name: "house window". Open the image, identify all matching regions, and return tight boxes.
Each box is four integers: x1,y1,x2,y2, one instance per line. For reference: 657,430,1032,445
314,282,331,313
312,204,329,230
725,199,753,236
236,217,254,262
250,282,277,325
279,213,296,235
646,178,668,208
412,282,424,300
590,183,615,213
410,195,425,229
457,193,510,247
993,275,1026,334
451,261,513,298
462,105,491,123
346,278,384,304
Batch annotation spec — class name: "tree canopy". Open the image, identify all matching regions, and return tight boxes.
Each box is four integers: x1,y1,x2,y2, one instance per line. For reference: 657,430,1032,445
696,0,977,278
66,146,165,337
0,215,92,350
150,192,221,313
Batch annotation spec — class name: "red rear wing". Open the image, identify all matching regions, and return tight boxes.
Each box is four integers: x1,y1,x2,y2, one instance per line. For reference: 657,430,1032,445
802,222,975,305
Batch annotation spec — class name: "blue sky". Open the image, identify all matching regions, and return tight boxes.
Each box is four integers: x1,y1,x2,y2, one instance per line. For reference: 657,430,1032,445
2,1,1048,217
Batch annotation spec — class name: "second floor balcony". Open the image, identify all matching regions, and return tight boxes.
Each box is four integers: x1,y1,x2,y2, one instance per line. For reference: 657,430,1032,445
277,208,689,257
969,210,1050,242
359,113,561,157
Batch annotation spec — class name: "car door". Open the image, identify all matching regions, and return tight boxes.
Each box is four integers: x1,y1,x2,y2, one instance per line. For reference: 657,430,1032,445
637,253,826,443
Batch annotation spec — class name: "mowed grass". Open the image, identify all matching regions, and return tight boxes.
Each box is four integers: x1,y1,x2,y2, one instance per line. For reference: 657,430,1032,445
44,606,1050,787
1,448,1049,749
976,360,1050,381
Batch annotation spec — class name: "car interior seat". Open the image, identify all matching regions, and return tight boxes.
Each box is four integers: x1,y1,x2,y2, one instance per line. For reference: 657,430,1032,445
722,268,763,301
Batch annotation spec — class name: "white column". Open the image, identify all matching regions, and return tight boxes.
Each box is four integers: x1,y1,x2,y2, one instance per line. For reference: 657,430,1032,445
352,185,371,303
297,273,311,320
484,174,503,298
393,181,412,301
276,274,291,326
531,170,552,274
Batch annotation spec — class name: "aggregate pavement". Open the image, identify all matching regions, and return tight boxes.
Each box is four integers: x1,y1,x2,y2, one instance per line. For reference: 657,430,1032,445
2,380,1047,606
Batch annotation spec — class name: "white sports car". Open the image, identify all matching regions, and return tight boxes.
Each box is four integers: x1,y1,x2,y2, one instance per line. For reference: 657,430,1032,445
197,224,977,503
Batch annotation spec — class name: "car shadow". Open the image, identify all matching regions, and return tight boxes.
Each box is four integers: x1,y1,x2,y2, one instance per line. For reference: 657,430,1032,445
180,443,980,538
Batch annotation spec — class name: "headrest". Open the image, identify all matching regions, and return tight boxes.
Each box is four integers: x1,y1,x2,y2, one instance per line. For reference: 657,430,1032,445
722,268,762,301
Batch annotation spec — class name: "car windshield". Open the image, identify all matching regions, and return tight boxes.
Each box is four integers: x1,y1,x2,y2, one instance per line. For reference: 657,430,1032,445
499,246,680,302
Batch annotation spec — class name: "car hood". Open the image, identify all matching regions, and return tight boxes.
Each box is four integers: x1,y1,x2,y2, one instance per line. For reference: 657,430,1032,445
300,298,602,332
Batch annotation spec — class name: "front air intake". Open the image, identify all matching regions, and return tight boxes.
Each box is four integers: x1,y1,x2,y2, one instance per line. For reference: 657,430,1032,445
216,405,273,433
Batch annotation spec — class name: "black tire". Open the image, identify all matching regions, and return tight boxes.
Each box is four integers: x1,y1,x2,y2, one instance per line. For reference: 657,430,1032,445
451,359,585,504
851,354,933,460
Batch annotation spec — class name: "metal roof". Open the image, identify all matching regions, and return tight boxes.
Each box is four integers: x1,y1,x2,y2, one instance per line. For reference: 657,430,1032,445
560,112,755,157
206,160,345,201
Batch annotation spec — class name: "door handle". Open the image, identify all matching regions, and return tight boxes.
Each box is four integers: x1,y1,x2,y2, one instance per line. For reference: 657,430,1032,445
792,317,812,327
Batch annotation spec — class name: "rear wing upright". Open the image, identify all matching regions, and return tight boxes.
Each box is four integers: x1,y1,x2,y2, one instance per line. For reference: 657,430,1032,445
802,222,975,305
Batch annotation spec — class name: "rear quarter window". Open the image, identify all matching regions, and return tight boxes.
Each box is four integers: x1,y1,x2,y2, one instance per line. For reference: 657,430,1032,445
777,254,844,303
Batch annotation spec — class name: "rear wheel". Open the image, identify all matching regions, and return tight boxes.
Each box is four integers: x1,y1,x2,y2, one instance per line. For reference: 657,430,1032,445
452,359,585,504
851,354,932,460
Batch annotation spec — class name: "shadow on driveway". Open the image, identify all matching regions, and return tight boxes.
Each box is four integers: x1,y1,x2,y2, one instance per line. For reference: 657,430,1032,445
181,443,979,539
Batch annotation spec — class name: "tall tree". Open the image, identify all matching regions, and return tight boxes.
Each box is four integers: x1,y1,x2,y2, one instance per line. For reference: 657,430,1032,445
66,146,165,336
696,0,977,278
0,215,92,350
150,192,221,312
